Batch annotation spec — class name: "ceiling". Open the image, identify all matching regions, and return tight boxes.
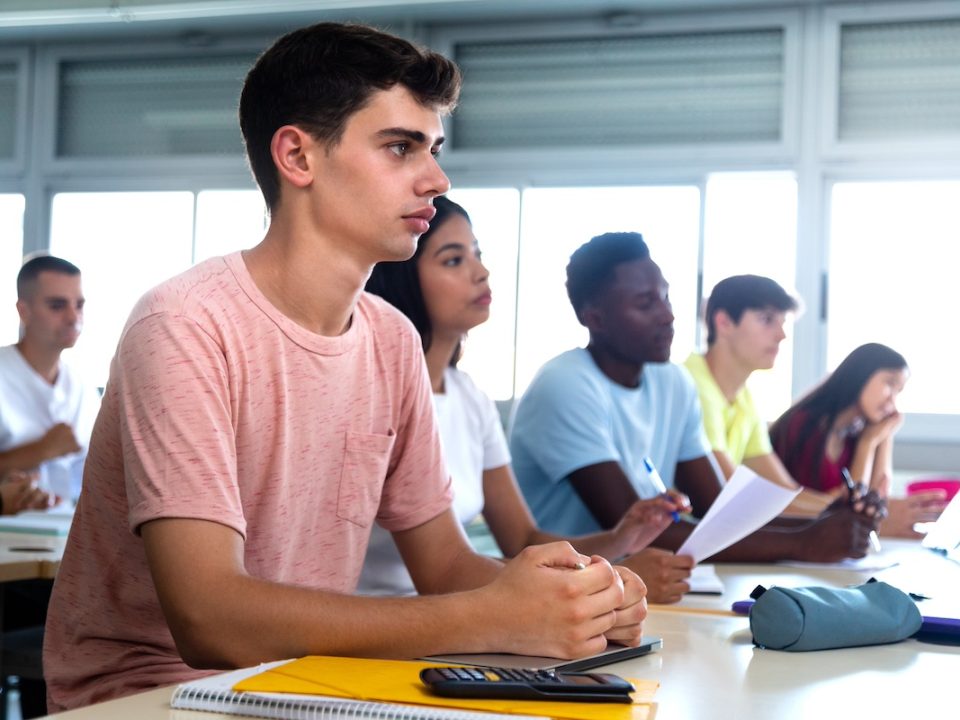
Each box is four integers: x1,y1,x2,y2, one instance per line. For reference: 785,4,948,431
0,0,898,40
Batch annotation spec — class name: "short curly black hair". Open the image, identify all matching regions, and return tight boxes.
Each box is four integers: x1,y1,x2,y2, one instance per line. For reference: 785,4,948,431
566,232,650,321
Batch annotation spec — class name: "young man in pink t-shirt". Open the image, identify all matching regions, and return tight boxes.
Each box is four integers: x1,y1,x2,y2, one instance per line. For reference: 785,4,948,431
43,22,647,711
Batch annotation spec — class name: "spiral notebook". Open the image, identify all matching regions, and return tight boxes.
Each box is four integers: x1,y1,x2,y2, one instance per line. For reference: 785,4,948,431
171,662,544,720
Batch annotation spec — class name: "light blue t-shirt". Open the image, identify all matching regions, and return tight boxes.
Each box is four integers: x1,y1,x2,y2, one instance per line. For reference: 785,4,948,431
509,348,710,536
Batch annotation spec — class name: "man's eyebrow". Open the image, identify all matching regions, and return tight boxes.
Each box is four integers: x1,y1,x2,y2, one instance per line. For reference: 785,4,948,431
375,128,445,147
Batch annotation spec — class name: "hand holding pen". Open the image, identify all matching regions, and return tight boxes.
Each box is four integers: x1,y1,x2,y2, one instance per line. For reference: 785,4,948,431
613,495,690,556
841,467,884,553
606,457,691,557
840,468,888,519
642,456,691,522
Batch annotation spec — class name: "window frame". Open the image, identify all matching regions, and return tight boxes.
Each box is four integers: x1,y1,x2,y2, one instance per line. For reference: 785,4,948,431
0,46,30,177
35,35,273,178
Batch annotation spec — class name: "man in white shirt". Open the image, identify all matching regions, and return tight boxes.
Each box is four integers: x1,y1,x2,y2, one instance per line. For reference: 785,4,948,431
0,254,99,511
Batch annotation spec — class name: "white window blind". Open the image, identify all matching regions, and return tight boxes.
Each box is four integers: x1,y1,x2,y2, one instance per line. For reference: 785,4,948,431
452,28,784,149
0,62,17,159
57,53,256,158
839,19,960,141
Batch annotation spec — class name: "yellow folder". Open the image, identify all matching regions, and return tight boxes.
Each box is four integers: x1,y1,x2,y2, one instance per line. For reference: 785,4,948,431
233,656,658,720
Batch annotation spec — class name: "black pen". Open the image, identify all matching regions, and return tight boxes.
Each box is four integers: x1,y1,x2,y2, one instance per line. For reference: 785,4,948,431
842,467,882,553
841,467,858,498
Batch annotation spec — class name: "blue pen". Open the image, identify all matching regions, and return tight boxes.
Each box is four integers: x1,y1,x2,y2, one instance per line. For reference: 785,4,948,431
643,456,679,523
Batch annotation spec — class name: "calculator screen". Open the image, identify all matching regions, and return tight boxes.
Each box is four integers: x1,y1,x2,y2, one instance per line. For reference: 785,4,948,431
559,674,605,686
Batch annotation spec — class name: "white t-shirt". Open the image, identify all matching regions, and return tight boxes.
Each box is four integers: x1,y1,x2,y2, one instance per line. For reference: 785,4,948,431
357,367,511,595
0,344,100,501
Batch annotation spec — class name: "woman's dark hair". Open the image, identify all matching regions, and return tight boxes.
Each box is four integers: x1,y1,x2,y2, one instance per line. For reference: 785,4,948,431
770,343,908,473
365,196,471,365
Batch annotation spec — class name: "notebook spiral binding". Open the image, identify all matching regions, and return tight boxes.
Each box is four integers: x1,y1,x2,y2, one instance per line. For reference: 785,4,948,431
170,684,527,720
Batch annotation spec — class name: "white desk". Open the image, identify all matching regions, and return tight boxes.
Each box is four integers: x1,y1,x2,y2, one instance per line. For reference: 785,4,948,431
662,538,960,621
40,540,960,720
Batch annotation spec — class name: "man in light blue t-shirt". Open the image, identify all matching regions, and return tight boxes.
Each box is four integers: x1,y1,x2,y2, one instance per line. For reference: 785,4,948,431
511,348,708,536
510,232,877,590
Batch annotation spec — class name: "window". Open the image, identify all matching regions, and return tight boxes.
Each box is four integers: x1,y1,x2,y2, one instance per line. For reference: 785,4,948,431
195,189,267,262
702,171,798,420
57,54,255,158
838,19,960,141
453,28,785,149
446,188,520,402
827,180,960,415
0,194,25,345
0,62,18,159
50,192,195,388
49,189,266,389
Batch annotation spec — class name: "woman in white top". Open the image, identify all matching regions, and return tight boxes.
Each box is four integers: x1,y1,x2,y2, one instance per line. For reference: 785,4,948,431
358,197,687,597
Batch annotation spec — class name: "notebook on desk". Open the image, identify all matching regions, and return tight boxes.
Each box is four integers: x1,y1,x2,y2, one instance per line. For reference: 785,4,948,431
172,662,541,720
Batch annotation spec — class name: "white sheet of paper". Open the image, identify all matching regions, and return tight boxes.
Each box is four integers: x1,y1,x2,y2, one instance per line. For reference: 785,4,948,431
676,465,801,563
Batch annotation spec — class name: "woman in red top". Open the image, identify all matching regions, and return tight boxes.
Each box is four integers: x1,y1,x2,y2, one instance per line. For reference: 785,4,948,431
770,343,944,536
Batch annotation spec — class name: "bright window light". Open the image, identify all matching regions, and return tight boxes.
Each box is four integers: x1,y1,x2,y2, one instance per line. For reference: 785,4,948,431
703,171,798,420
0,194,25,346
447,188,520,402
828,181,960,415
50,192,195,389
195,189,267,263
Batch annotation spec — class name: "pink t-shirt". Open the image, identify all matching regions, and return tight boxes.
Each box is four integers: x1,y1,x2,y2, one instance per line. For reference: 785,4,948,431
44,253,452,711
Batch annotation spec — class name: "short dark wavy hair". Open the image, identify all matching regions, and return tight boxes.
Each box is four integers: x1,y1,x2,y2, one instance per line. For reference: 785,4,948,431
705,274,799,346
240,22,462,211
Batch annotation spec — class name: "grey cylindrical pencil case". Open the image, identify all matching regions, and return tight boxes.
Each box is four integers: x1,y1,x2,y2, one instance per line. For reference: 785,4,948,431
748,580,922,651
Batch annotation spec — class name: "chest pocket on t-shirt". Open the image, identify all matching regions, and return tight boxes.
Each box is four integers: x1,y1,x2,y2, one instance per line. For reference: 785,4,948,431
337,430,396,527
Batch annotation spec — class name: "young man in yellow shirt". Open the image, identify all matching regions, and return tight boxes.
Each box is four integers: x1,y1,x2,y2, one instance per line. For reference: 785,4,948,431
683,275,806,492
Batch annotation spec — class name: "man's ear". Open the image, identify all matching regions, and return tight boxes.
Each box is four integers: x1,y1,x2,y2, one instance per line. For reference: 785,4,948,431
579,302,605,335
15,299,29,326
714,309,736,336
270,125,315,191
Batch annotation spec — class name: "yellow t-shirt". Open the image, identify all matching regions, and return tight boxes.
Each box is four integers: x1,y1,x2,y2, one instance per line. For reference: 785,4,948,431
683,352,772,465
